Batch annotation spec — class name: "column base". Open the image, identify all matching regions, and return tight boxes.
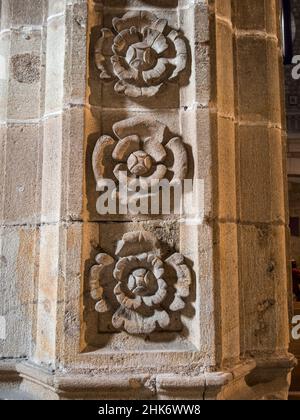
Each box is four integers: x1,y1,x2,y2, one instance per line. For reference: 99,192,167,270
0,355,292,400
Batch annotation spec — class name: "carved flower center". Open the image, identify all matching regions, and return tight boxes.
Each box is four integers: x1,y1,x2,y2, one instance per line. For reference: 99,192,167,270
126,42,157,71
128,268,158,297
127,151,153,176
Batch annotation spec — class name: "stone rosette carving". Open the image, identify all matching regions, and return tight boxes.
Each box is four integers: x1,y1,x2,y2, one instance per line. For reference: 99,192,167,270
89,231,192,335
92,116,188,207
95,11,188,97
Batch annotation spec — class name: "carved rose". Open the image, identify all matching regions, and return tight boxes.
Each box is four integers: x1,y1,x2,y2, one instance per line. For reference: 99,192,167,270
89,231,192,335
95,11,188,97
92,116,188,204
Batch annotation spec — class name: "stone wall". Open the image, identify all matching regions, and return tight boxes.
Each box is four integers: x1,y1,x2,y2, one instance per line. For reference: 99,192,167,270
0,0,87,395
0,0,46,362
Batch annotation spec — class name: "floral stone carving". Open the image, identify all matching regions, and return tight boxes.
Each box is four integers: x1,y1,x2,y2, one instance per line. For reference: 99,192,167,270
89,231,192,335
95,11,188,97
92,116,188,208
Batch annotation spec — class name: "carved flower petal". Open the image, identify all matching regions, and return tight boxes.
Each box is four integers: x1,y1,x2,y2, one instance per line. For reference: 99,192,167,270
156,310,171,330
146,253,155,264
114,116,167,144
114,257,132,281
165,137,188,182
112,27,140,56
95,28,114,80
152,33,169,54
143,137,166,164
141,295,152,307
142,278,167,307
142,28,168,54
168,29,187,55
149,254,164,273
114,80,142,98
112,307,170,334
114,283,142,310
90,266,104,301
143,58,170,86
113,11,167,34
95,299,110,313
114,165,151,193
111,55,138,81
169,296,185,312
112,135,140,162
95,253,115,267
93,136,117,190
116,232,159,258
138,252,151,263
166,253,192,312
150,19,168,33
90,253,114,313
142,27,159,46
139,164,168,189
153,264,165,279
167,29,188,80
113,163,128,183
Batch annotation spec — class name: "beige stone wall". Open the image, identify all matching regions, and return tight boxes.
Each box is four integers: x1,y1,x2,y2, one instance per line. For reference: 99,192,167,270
232,0,290,359
0,0,46,361
0,0,87,394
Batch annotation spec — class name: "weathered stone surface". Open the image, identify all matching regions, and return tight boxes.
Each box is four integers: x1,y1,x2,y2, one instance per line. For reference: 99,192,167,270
11,53,40,84
95,11,188,97
90,230,191,335
92,116,188,215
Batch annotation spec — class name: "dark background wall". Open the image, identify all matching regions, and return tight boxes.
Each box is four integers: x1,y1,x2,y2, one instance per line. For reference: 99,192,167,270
285,0,300,131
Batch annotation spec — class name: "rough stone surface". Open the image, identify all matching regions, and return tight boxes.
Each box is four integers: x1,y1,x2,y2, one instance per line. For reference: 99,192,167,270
11,53,41,84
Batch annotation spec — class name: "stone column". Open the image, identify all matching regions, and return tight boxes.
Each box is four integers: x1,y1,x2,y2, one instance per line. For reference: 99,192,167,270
0,0,46,398
0,0,295,400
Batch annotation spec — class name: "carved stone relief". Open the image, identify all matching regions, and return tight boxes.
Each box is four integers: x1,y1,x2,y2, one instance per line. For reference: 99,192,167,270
92,116,188,211
89,7,192,338
95,11,188,97
89,231,192,335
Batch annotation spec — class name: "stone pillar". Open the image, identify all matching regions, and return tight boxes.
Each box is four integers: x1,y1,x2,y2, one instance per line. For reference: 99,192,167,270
0,0,295,400
0,0,46,398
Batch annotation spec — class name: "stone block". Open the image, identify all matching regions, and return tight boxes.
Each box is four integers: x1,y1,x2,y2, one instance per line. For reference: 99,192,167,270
0,31,10,122
0,226,39,359
44,15,66,114
235,36,269,122
0,0,44,30
215,0,232,20
216,19,234,117
218,222,240,364
238,224,289,355
8,30,42,121
217,116,237,220
233,0,266,31
2,123,42,225
237,124,285,224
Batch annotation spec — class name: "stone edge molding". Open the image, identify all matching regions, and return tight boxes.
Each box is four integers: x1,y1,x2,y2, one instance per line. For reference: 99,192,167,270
95,11,188,97
14,356,296,400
